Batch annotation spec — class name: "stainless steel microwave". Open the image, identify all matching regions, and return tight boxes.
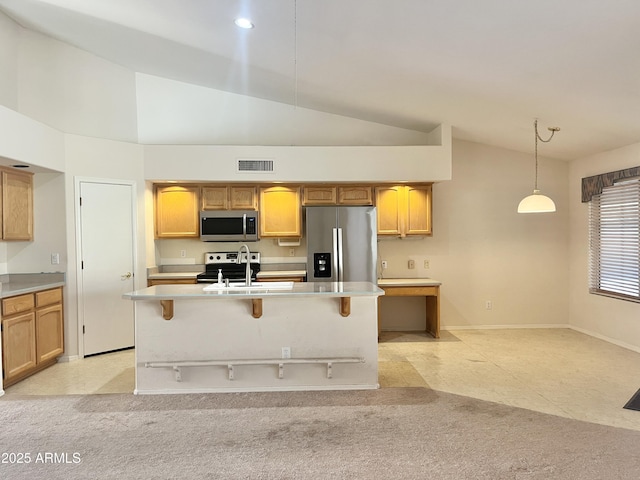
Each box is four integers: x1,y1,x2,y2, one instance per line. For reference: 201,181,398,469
200,210,259,242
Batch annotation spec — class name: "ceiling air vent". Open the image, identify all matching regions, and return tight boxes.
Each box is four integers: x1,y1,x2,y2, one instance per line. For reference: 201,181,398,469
237,158,275,173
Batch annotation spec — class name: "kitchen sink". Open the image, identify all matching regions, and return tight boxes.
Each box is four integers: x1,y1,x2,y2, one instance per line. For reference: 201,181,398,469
203,282,294,292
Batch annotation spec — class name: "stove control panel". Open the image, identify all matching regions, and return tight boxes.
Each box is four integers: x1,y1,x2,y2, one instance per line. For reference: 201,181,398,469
205,252,260,264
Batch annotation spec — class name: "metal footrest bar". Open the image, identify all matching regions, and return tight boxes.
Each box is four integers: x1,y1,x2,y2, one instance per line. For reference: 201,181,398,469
145,357,364,381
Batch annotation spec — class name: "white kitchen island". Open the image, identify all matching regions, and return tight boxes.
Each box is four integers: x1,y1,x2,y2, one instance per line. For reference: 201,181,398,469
123,282,384,394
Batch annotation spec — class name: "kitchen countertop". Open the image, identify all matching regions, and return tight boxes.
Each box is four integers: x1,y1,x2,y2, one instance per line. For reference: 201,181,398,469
147,271,201,280
377,278,441,287
257,270,306,279
124,281,383,300
0,273,66,299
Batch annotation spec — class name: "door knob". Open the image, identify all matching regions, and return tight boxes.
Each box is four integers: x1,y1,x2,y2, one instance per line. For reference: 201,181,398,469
121,272,132,280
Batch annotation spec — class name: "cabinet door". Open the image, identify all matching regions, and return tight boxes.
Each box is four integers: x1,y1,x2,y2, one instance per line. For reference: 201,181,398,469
155,185,200,238
375,186,403,236
36,303,64,364
230,186,257,210
405,185,432,235
303,186,337,205
338,186,373,205
259,186,302,237
2,169,34,241
2,312,37,383
201,186,228,210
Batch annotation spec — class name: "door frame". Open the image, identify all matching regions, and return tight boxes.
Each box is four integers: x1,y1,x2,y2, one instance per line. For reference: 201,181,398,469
74,177,139,359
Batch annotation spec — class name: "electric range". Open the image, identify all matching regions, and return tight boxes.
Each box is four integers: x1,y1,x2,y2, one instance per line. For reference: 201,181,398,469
196,251,261,283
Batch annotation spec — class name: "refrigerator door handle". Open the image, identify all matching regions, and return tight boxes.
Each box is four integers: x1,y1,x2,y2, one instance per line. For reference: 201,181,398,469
332,228,340,281
337,227,344,281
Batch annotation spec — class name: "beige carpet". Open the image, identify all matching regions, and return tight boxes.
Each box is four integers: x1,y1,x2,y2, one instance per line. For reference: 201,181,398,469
1,387,639,479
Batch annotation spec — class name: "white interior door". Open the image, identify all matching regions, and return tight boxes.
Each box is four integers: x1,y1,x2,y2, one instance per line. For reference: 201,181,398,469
79,181,136,356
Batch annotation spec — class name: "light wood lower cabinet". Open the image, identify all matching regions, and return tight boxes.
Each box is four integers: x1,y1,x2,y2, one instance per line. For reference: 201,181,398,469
2,287,64,387
2,311,37,382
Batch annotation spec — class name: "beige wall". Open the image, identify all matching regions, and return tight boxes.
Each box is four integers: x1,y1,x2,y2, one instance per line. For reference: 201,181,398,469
379,139,570,330
569,144,640,351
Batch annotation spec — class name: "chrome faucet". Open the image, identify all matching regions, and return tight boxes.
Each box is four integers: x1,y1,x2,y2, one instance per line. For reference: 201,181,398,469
237,244,252,286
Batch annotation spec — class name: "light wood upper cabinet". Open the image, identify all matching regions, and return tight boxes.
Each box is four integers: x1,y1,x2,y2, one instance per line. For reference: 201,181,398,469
404,185,432,235
375,184,432,237
155,185,200,238
201,186,228,210
375,186,403,235
259,186,302,238
303,185,373,205
1,167,34,241
229,186,257,210
303,185,336,205
202,185,257,210
338,186,373,205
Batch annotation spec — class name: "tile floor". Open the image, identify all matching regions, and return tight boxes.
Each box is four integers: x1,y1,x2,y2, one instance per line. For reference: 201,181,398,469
3,328,640,431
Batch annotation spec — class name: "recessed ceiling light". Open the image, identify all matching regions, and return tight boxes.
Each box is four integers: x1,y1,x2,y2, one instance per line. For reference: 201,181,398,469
234,18,254,29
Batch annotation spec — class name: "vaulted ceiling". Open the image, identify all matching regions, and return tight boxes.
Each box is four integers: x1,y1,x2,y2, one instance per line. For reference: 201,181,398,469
2,0,640,160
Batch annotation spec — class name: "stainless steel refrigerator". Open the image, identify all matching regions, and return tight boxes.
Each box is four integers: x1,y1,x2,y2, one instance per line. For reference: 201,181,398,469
305,206,377,283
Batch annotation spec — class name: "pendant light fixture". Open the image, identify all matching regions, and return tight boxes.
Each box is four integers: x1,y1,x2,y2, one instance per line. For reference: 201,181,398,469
517,119,560,213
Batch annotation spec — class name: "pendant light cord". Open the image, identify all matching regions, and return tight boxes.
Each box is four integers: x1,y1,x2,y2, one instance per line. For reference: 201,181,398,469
534,119,559,190
294,0,298,109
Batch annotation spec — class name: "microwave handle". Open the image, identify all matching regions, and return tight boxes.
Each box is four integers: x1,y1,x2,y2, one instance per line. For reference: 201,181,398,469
242,213,247,239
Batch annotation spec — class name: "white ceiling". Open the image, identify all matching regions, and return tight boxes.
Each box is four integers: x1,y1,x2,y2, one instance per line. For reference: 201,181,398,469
2,0,640,160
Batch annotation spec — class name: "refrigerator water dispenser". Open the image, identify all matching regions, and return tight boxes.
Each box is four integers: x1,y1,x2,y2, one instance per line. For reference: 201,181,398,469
313,253,332,278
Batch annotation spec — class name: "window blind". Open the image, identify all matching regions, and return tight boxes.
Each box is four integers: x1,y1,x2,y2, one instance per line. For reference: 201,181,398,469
589,178,640,302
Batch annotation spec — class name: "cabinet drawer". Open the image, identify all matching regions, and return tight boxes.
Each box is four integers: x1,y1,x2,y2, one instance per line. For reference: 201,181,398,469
2,293,35,315
36,288,63,308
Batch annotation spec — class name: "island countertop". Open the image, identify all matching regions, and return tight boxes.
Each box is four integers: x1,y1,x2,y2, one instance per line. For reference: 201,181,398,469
124,281,384,300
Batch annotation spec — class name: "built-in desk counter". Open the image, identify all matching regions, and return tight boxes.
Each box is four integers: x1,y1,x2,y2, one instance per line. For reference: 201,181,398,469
377,278,441,338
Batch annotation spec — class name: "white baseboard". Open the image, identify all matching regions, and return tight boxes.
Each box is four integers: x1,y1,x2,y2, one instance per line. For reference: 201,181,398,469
442,324,571,331
569,325,640,354
57,355,80,363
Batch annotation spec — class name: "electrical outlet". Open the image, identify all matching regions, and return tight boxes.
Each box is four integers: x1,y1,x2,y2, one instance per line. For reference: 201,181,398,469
180,250,186,258
281,346,291,359
408,259,415,269
424,259,430,269
381,260,388,269
485,300,492,310
289,248,295,257
51,253,60,265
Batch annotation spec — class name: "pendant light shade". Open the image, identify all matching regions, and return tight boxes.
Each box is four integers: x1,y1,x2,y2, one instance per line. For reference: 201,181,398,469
517,189,556,213
517,120,560,213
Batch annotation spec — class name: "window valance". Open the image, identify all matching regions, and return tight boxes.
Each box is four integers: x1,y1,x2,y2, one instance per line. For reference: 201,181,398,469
582,166,640,202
